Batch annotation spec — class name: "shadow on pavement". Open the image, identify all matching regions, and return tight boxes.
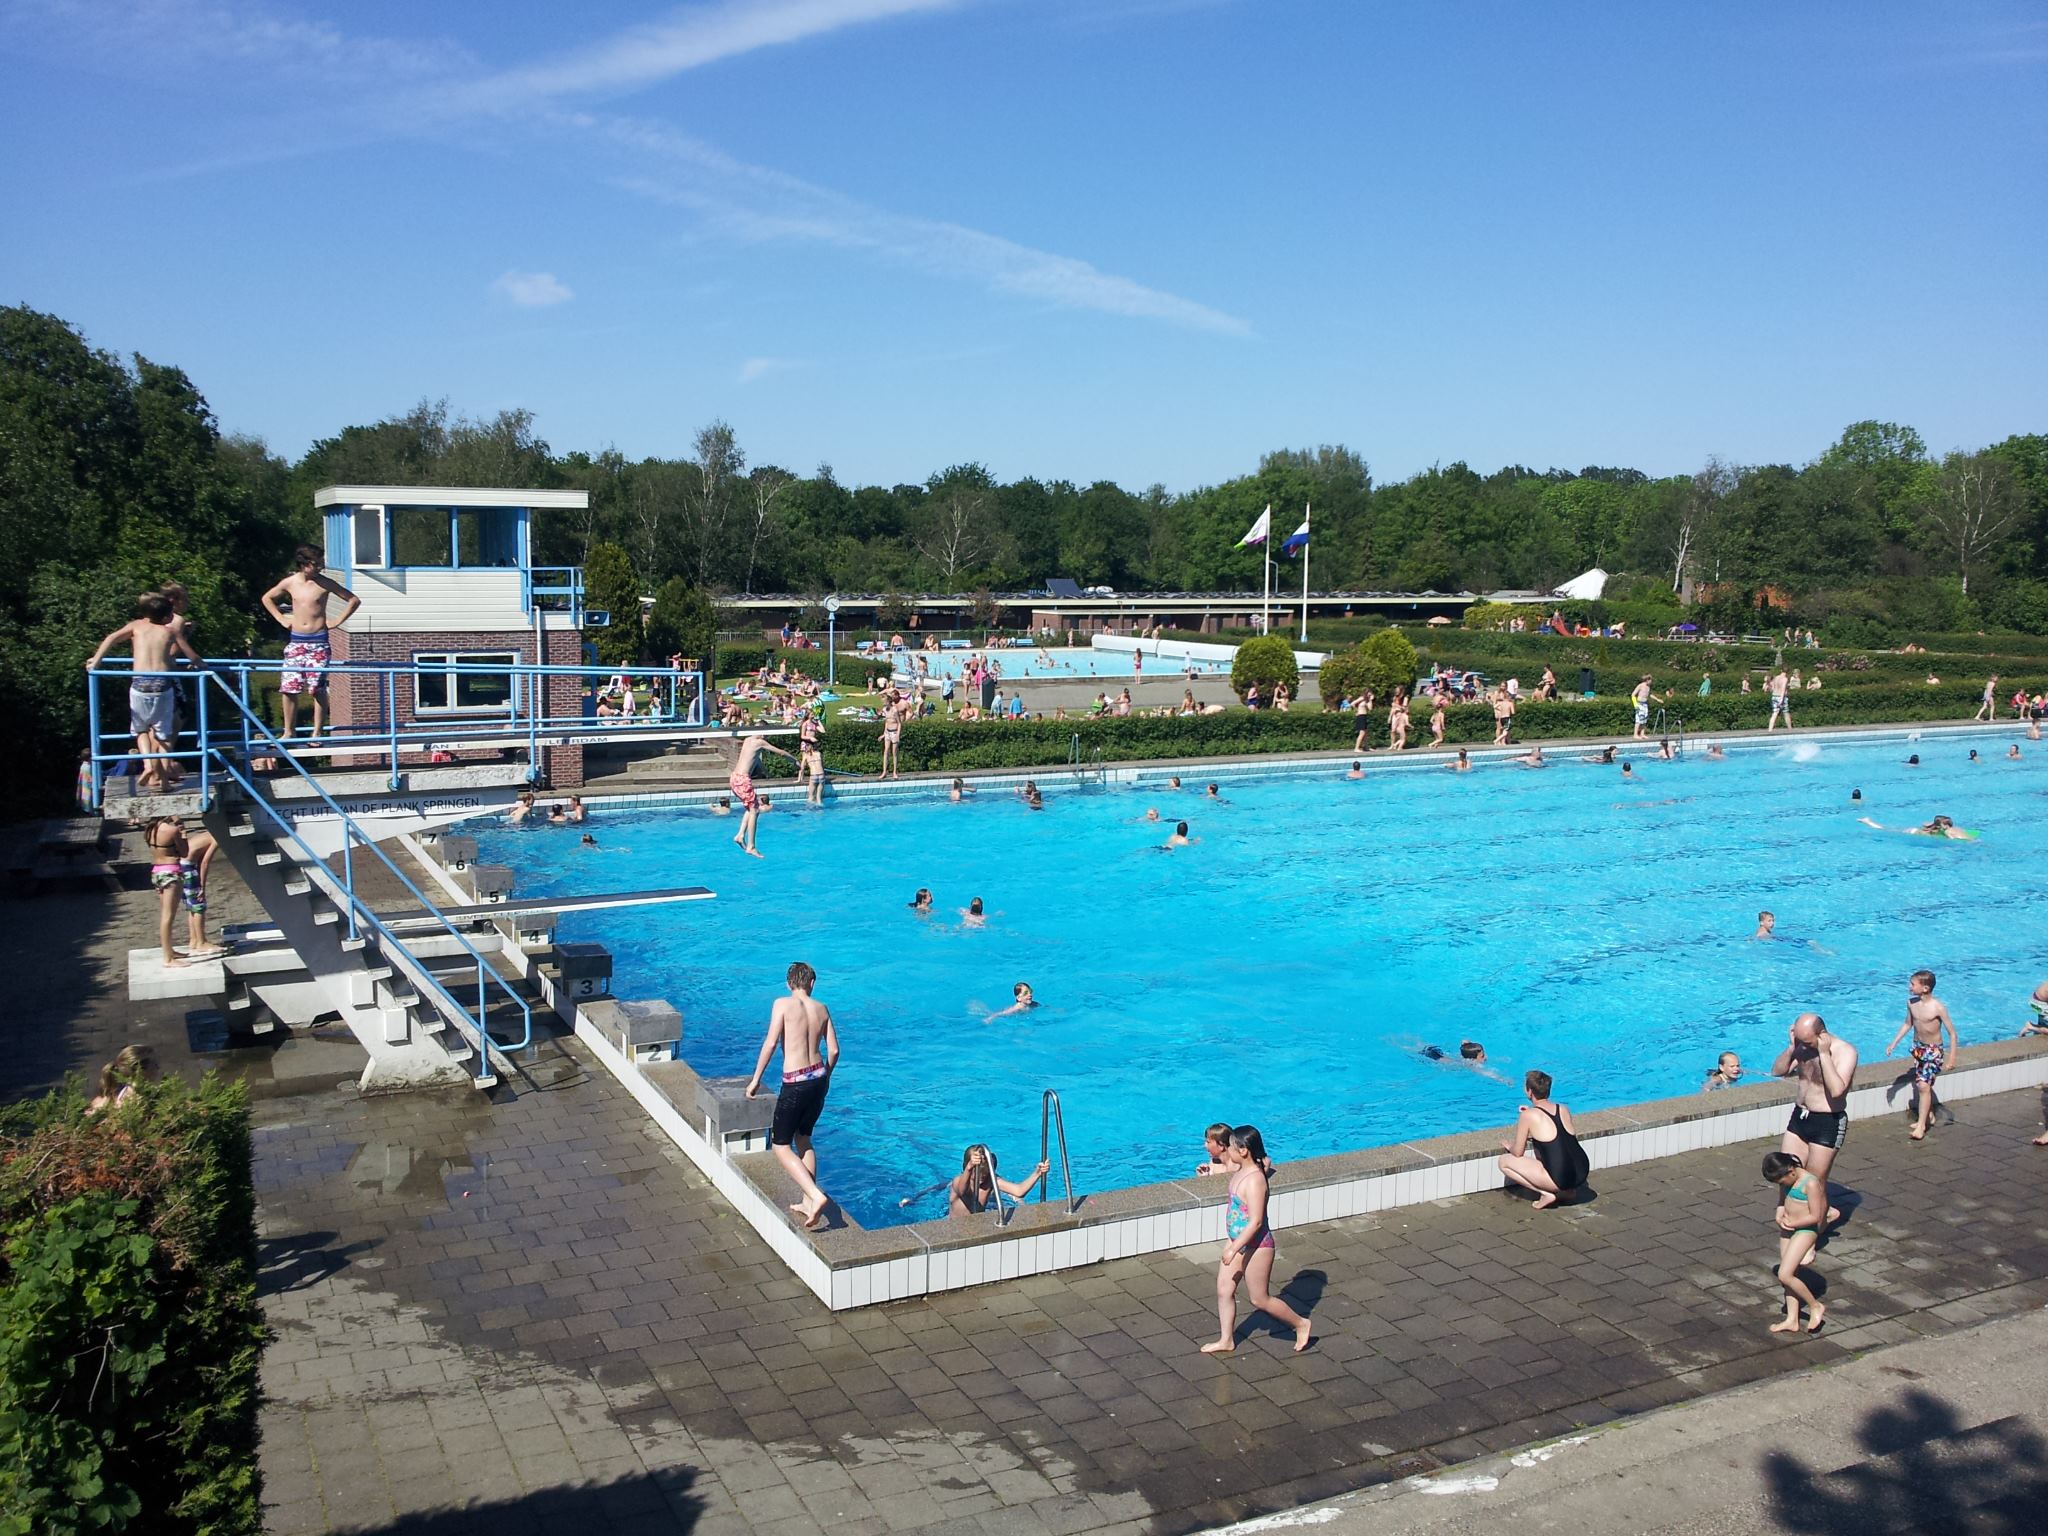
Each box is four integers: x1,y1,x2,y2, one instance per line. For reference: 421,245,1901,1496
328,1469,704,1536
1761,1383,2046,1533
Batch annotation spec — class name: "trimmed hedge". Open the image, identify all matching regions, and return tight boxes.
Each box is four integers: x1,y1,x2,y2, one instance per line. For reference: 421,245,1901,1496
0,1074,265,1536
815,683,2033,775
714,646,870,683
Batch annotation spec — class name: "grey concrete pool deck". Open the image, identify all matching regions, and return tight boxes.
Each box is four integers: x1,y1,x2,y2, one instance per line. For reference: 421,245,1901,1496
8,755,2047,1536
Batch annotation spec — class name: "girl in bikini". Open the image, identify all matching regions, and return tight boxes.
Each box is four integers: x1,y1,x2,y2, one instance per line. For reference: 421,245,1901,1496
1202,1126,1312,1355
1763,1150,1826,1334
145,816,224,967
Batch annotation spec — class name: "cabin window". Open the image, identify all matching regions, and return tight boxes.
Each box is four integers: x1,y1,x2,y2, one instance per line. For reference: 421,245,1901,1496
353,506,387,567
413,651,519,715
391,507,454,567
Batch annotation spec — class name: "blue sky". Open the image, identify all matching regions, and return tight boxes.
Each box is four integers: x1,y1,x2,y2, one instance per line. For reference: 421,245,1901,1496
2,0,2043,490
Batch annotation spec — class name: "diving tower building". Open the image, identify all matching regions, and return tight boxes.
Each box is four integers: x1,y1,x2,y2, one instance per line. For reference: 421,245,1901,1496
314,485,595,787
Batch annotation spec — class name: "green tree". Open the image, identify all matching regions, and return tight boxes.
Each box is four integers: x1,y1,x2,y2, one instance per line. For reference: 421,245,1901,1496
582,541,641,666
644,578,715,667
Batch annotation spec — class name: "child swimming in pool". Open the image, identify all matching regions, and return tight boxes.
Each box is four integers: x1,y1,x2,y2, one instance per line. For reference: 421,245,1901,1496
986,982,1037,1020
1762,1150,1826,1334
1202,1126,1312,1355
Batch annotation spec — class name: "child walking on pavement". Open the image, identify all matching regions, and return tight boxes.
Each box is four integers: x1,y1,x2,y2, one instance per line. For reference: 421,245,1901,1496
1886,969,1958,1141
1202,1126,1312,1355
1762,1150,1826,1334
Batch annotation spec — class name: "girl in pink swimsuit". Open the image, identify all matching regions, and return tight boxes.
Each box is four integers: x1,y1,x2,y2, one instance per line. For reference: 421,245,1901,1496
1201,1126,1313,1355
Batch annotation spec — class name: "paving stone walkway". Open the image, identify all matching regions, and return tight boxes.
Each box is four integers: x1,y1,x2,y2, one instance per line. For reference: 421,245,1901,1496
9,855,2046,1536
249,1038,2048,1536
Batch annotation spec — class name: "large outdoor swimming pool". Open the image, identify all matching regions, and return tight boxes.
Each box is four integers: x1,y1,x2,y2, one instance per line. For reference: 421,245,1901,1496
887,645,1230,681
476,730,2044,1229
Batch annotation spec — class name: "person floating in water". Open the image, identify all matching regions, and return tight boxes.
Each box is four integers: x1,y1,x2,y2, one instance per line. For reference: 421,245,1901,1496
1704,1051,1744,1091
1163,820,1193,849
1202,1126,1313,1355
1421,1040,1507,1083
1516,746,1546,768
962,897,986,927
1858,814,1976,839
1754,910,1776,941
986,982,1037,1020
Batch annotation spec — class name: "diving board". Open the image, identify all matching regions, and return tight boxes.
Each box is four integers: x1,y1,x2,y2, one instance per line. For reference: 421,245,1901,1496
224,886,714,947
377,887,716,925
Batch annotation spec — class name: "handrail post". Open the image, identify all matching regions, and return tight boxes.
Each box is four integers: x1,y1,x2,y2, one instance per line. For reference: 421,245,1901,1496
197,673,211,804
385,669,400,790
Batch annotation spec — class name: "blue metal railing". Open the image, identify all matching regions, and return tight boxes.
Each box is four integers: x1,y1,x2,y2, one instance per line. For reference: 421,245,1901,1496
528,566,585,626
86,657,707,801
119,669,532,1085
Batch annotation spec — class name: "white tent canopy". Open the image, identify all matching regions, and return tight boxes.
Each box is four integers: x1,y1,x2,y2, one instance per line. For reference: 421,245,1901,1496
1553,567,1608,601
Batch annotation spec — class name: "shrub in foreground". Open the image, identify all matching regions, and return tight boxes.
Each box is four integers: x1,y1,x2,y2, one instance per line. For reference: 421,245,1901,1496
0,1074,265,1536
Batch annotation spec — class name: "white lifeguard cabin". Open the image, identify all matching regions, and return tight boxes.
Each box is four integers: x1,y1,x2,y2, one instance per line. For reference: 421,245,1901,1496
314,485,594,784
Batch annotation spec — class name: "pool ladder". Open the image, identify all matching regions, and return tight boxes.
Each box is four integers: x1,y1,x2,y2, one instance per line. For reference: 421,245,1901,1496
985,1089,1079,1227
1065,736,1107,787
1652,708,1687,755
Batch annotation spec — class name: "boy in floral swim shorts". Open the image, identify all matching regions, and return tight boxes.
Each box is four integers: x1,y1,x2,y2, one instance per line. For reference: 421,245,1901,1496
1886,969,1958,1142
261,545,359,740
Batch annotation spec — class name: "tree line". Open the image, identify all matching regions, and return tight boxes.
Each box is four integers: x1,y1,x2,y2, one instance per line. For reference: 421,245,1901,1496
3,302,2044,809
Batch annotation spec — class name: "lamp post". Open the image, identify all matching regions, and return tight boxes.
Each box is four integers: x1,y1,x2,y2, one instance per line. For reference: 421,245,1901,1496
825,596,840,686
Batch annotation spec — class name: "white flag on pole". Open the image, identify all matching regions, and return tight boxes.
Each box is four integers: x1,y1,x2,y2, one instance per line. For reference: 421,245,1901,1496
1237,505,1271,547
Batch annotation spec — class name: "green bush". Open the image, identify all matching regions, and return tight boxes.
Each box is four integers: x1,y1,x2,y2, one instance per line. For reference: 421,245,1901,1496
1358,628,1420,700
1229,636,1299,699
0,1074,265,1536
1314,647,1370,711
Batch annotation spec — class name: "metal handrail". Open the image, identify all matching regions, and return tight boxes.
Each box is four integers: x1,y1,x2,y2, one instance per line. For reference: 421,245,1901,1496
202,680,531,1084
1039,1090,1077,1214
85,657,707,805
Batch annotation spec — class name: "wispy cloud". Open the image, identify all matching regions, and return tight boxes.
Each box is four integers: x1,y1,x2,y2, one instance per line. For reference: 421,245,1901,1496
603,118,1250,335
492,270,574,307
739,356,804,383
442,0,970,114
15,0,1249,338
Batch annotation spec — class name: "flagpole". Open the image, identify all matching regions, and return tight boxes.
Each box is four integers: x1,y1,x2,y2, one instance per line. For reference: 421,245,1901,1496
1299,503,1311,643
1263,545,1272,636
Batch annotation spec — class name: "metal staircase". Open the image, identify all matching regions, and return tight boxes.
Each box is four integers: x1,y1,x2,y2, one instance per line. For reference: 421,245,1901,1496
86,657,719,1092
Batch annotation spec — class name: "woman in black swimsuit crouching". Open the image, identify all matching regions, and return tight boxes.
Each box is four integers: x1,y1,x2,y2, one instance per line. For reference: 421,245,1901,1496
1498,1069,1589,1210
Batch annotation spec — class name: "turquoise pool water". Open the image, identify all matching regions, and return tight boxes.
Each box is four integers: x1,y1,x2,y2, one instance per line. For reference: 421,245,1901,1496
476,730,2045,1229
894,646,1230,681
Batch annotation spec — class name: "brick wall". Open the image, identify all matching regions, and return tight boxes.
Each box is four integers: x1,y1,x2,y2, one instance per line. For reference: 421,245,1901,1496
329,628,585,787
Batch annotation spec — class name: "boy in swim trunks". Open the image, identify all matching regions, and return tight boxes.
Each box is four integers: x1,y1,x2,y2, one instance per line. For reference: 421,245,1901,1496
727,733,796,858
1886,968,1957,1141
85,593,204,792
261,544,359,741
743,961,838,1230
